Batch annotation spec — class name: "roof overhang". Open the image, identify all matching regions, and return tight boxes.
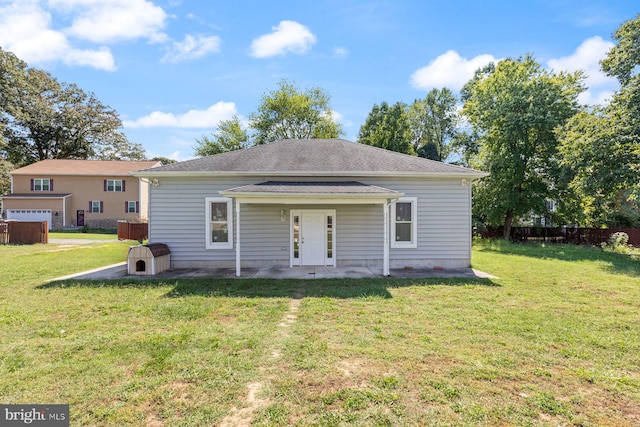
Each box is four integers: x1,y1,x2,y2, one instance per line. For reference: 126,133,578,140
220,181,404,204
1,193,72,199
134,170,489,179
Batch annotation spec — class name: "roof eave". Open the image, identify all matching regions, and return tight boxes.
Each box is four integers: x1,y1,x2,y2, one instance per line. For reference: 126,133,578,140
220,191,403,199
135,170,489,179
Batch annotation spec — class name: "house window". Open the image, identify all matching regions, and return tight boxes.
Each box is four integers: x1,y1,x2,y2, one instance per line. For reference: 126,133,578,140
32,179,52,191
391,197,417,248
105,179,124,192
293,215,300,259
327,215,333,259
205,197,233,249
126,201,138,213
90,201,103,213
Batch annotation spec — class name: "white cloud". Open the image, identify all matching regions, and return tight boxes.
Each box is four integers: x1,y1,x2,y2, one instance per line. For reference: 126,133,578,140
547,36,616,89
250,20,316,58
0,1,115,70
578,89,615,106
326,110,352,127
333,47,349,58
51,0,168,43
162,34,222,63
410,50,499,91
123,102,238,128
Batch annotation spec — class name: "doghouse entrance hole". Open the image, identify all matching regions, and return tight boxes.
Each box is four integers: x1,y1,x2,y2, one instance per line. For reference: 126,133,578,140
136,260,146,272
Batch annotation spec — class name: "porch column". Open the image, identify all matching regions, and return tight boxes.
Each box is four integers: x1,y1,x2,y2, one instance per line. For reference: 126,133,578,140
235,199,241,277
383,201,390,276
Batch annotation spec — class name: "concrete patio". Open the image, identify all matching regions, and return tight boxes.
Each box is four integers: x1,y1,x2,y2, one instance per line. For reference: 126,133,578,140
50,262,496,281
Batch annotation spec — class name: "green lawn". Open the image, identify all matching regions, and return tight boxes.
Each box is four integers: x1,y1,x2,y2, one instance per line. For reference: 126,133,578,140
49,231,118,240
1,240,638,426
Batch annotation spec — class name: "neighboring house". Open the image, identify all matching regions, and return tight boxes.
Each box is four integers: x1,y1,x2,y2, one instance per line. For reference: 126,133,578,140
135,139,487,276
1,159,161,230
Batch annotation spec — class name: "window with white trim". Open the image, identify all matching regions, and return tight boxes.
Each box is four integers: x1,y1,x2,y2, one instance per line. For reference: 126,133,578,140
126,201,138,213
206,197,233,249
90,201,103,213
106,179,124,192
391,197,417,248
33,179,51,191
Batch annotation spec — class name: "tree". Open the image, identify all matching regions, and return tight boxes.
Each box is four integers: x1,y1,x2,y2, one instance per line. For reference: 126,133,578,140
462,55,583,239
194,115,248,157
249,80,343,145
357,101,414,155
0,48,142,166
150,156,177,166
94,134,147,161
408,88,459,161
0,159,12,197
558,15,640,226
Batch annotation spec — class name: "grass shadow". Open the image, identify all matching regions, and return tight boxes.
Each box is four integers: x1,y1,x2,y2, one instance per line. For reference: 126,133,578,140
39,276,500,299
476,240,640,277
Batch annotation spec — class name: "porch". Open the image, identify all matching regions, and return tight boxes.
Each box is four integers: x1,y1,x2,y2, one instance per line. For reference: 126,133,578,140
51,263,496,281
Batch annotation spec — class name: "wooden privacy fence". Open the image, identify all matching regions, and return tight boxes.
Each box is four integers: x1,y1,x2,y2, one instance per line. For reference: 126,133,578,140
117,221,148,241
482,226,640,247
0,221,49,244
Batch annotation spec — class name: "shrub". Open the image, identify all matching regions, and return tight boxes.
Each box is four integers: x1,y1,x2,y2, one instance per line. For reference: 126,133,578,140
608,232,629,249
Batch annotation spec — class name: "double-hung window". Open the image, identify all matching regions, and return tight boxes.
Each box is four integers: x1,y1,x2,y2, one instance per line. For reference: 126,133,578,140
126,201,139,213
391,197,417,248
206,197,233,249
32,179,52,191
90,201,103,213
105,179,124,192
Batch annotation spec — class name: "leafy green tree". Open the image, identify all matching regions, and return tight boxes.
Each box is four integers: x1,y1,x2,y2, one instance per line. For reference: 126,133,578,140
462,55,583,239
358,101,414,155
408,88,459,161
0,48,141,166
558,15,640,226
0,159,12,198
150,156,177,165
94,134,147,161
194,115,248,156
249,80,343,145
598,14,640,204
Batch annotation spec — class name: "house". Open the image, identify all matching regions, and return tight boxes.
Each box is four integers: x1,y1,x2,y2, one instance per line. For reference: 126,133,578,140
134,139,487,276
1,159,161,230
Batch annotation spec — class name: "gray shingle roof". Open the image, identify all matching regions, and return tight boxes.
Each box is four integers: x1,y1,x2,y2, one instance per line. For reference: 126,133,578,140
137,139,486,177
222,181,402,197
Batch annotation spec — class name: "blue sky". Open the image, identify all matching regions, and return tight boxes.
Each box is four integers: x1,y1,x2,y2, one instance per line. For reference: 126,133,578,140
0,1,637,160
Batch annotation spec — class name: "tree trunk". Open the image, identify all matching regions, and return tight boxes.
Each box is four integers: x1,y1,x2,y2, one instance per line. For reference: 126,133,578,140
503,209,514,240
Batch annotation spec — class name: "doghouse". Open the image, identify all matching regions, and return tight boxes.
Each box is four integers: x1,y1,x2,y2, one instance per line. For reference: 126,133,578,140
127,243,170,275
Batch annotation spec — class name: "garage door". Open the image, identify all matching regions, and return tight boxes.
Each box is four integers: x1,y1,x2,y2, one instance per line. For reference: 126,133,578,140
6,209,53,229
